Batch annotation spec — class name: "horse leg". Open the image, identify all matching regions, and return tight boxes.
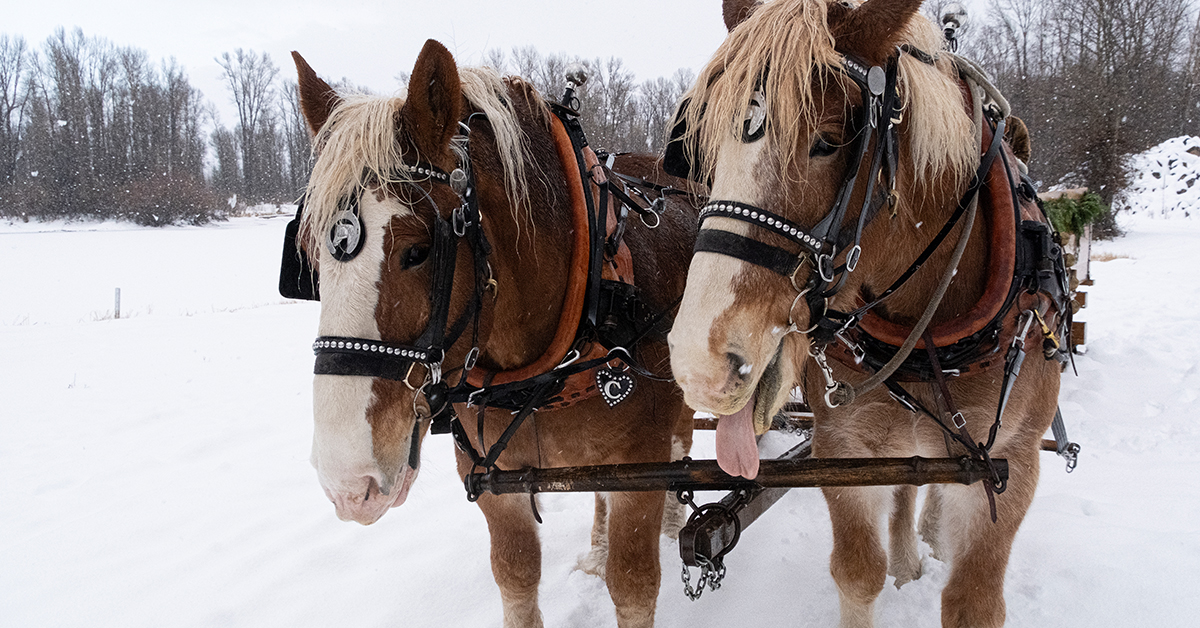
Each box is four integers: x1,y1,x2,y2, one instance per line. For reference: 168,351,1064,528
824,485,890,628
888,484,922,587
606,490,665,628
576,493,610,579
937,446,1040,628
475,491,544,628
918,484,946,561
660,433,692,540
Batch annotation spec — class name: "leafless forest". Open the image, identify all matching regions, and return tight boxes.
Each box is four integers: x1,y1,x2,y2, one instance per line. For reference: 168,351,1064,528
0,0,1195,224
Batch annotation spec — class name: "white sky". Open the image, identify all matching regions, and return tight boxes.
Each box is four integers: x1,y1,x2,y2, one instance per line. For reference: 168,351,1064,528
4,0,731,127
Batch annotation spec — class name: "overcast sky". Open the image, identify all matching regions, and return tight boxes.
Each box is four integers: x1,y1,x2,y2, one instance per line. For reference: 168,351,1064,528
4,0,731,126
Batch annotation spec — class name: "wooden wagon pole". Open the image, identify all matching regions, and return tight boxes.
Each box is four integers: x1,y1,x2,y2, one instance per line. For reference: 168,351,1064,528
465,455,1007,496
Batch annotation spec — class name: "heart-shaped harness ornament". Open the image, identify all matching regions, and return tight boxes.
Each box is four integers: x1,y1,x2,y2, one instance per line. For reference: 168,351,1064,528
596,366,635,407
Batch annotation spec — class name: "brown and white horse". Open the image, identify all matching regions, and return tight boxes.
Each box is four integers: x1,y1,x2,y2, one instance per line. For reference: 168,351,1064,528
292,41,696,628
668,1,1061,626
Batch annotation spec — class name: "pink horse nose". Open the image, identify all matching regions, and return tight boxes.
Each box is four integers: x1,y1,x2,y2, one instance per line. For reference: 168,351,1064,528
326,475,392,524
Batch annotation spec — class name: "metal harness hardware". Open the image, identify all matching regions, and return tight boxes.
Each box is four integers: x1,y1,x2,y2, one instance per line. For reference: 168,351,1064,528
675,487,754,600
284,74,688,503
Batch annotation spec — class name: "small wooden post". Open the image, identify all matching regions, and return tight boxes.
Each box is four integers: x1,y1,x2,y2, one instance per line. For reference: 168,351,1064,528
114,288,121,320
1077,224,1092,285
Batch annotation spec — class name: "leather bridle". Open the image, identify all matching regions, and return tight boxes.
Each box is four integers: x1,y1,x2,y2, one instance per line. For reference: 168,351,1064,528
282,116,494,406
670,53,904,334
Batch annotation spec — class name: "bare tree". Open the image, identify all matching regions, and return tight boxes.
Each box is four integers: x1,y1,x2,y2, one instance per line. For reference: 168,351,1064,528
0,34,30,192
210,124,239,197
511,46,542,88
482,47,507,73
218,48,278,201
1181,13,1200,135
639,68,693,154
279,79,312,197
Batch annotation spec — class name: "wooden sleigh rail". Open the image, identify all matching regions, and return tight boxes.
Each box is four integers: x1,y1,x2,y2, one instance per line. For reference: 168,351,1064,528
464,454,1006,496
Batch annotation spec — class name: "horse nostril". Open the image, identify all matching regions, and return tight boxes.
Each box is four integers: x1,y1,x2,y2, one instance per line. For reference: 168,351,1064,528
363,475,385,502
726,352,751,381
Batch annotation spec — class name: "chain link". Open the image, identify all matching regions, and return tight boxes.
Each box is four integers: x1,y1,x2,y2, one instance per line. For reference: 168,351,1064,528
681,556,726,601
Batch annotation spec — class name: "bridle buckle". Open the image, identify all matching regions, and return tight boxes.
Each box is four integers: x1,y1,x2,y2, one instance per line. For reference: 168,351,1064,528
845,245,862,273
817,253,836,283
452,205,471,237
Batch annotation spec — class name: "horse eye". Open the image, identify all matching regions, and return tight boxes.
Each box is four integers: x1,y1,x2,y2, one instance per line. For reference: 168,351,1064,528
742,91,767,142
810,136,837,158
402,245,430,269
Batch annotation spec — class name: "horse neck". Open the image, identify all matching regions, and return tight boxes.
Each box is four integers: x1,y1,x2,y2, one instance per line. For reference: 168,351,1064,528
473,122,577,371
845,159,990,326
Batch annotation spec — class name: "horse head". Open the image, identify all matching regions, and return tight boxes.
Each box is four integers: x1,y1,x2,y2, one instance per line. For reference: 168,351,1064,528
667,0,977,478
294,41,483,524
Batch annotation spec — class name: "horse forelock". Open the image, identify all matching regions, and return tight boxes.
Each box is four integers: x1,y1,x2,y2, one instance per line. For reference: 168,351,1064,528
301,67,547,254
681,0,976,196
301,93,413,253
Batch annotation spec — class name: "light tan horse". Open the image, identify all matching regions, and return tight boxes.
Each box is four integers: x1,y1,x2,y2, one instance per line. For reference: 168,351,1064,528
667,1,1063,626
291,41,697,627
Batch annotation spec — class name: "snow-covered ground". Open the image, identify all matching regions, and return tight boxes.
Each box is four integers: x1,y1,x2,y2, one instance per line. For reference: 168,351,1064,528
1,211,1197,627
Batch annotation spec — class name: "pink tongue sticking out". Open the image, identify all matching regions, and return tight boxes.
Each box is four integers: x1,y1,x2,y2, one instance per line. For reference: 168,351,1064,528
715,396,760,479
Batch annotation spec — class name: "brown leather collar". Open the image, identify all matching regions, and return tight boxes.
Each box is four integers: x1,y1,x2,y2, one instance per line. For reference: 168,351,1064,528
465,114,633,409
856,118,1018,350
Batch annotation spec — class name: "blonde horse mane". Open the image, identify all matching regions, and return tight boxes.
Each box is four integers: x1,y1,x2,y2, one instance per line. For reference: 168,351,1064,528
681,0,976,192
301,67,547,252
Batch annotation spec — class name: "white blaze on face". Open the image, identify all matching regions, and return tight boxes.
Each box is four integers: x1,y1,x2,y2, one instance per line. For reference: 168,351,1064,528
311,192,412,500
669,135,767,415
670,135,792,479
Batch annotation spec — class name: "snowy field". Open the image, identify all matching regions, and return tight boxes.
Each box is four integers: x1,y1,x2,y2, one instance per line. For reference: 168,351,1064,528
2,209,1198,627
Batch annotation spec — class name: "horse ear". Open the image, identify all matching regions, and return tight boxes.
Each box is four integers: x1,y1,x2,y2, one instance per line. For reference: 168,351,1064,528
1005,115,1032,163
828,0,925,65
399,39,463,163
292,51,340,137
723,0,761,31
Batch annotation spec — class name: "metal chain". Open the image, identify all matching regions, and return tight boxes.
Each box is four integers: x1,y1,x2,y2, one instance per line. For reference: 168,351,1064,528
681,556,726,601
675,485,751,600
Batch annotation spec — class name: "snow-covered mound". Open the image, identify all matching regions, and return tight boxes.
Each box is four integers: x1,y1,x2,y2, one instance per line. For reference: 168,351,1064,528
1121,135,1200,218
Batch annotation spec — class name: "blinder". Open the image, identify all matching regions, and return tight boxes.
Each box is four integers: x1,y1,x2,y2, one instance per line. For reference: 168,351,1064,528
663,97,705,182
327,194,366,262
279,200,320,301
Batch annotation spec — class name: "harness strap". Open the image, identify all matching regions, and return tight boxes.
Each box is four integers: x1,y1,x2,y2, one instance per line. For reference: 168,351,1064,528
698,201,824,256
1050,406,1081,472
823,75,1002,407
694,228,805,277
923,328,1000,522
841,115,1007,328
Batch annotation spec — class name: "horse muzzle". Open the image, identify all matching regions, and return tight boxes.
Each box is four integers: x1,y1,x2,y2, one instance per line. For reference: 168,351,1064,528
322,466,416,525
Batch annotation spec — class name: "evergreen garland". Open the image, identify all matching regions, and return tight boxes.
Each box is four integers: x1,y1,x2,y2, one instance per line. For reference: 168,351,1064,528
1044,192,1108,236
